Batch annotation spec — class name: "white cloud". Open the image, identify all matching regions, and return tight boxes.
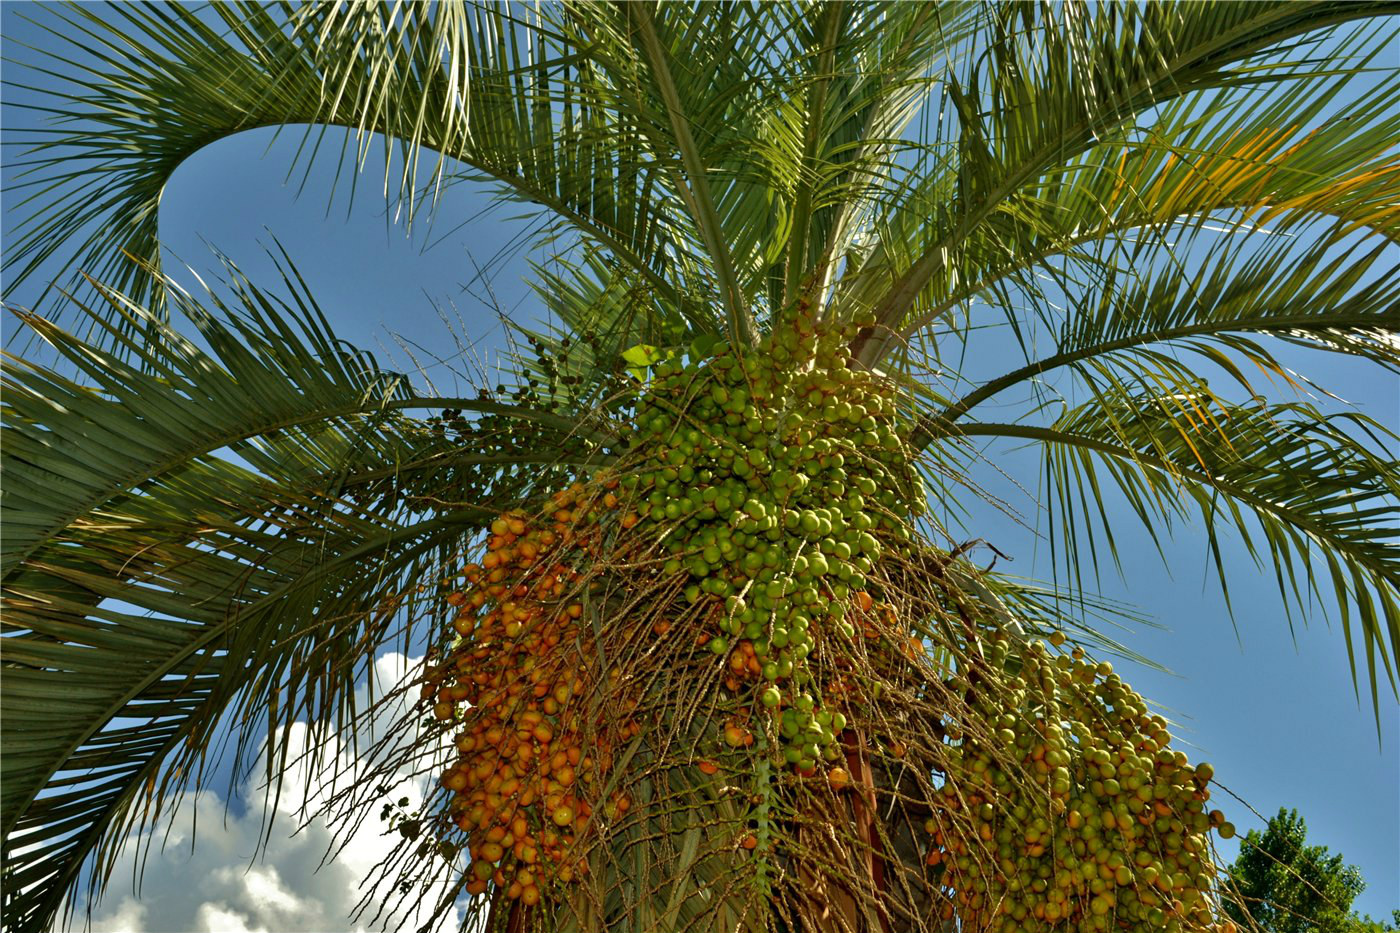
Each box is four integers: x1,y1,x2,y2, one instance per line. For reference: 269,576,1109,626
58,654,466,933
194,904,260,933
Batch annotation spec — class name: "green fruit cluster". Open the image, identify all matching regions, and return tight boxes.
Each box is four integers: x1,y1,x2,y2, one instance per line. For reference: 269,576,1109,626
619,310,916,769
926,636,1233,933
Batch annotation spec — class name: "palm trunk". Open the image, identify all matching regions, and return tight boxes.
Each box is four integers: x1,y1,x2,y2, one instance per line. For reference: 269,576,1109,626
792,729,894,933
843,729,893,933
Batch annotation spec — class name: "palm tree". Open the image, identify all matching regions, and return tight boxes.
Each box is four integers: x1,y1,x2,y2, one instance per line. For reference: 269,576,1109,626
3,2,1397,932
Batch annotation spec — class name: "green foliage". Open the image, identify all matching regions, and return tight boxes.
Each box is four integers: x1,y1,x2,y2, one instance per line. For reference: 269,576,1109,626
1347,912,1400,933
1224,808,1377,933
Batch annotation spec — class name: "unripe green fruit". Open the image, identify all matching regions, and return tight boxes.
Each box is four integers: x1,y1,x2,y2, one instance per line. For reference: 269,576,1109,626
593,327,932,788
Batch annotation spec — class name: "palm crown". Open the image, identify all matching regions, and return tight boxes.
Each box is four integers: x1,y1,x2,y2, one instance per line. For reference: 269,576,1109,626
2,3,1397,932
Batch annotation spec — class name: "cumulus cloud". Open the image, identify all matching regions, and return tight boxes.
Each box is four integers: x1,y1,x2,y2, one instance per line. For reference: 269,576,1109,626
58,653,465,933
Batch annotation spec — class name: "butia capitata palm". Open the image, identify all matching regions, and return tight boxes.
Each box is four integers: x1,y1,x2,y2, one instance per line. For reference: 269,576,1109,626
2,3,1396,932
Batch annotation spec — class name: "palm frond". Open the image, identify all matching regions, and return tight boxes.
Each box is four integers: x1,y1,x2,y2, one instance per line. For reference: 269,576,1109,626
844,0,1396,362
888,55,1399,356
619,2,754,347
0,260,607,932
2,1,706,340
920,233,1400,434
953,394,1400,714
783,2,984,308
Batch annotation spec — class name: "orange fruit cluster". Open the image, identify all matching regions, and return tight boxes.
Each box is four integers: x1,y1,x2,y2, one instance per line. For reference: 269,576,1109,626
722,638,765,689
423,483,635,904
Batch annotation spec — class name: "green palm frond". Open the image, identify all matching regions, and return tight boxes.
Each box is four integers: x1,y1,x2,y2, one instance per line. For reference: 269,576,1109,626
780,2,977,307
0,260,606,932
904,208,1399,702
615,1,756,346
4,1,704,335
843,1,1396,361
3,0,1007,351
922,233,1400,434
953,392,1399,713
871,56,1399,354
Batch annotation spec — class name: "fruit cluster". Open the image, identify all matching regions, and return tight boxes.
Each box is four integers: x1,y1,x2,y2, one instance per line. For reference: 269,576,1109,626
620,309,917,770
415,312,1237,931
925,635,1236,932
423,486,634,905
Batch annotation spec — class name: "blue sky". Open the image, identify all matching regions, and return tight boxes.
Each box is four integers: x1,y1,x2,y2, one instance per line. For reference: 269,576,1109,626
3,4,1397,928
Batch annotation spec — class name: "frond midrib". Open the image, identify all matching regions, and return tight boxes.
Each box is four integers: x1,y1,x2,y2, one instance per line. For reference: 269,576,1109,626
928,307,1399,431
